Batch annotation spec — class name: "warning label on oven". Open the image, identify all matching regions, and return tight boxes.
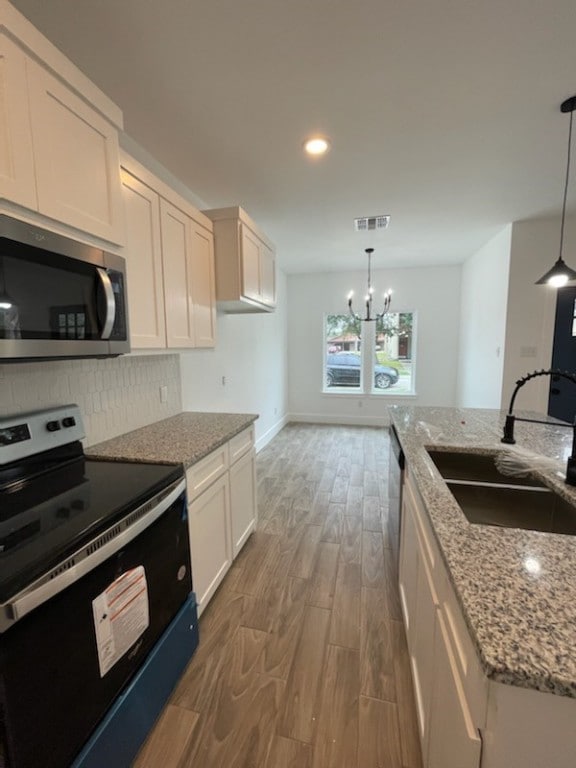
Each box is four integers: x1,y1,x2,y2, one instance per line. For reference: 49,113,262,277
92,566,150,678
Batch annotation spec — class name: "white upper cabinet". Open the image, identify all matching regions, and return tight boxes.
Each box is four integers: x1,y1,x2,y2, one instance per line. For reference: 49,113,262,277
204,206,276,313
0,35,37,211
26,60,123,244
121,169,166,348
0,4,124,244
120,154,216,350
189,220,217,348
160,198,196,349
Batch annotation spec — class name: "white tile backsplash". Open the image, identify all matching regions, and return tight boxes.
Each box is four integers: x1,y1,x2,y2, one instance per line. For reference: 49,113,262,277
0,354,182,446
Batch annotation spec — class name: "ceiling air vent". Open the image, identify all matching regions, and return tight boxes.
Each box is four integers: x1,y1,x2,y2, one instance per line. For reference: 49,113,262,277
354,215,390,232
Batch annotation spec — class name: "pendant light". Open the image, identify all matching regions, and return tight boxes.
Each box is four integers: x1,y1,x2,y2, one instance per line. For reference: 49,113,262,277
347,248,392,322
536,95,576,287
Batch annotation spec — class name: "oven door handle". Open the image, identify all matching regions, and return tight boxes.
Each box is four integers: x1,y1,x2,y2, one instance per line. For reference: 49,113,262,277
2,478,187,632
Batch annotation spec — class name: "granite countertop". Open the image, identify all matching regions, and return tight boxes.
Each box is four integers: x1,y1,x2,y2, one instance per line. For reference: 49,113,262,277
389,405,576,699
87,411,258,469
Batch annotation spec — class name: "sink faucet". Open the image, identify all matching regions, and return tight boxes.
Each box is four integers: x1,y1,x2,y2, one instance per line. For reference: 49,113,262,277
501,368,576,486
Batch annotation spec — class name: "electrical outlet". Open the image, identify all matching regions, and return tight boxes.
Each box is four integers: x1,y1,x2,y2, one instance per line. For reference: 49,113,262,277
159,385,168,403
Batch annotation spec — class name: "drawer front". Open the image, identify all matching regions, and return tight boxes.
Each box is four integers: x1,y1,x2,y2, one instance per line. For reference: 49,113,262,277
186,444,228,500
228,426,254,464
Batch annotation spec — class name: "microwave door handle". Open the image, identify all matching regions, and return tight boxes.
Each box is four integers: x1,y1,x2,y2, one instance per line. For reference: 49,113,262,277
97,267,116,339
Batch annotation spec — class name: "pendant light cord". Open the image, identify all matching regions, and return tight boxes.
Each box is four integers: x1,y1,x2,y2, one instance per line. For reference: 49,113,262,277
559,107,574,261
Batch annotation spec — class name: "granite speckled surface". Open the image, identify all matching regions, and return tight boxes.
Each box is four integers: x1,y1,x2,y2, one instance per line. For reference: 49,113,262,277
390,405,576,699
86,411,258,468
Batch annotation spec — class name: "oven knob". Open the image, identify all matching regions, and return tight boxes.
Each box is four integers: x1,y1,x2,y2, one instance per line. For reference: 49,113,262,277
46,420,61,432
62,417,76,428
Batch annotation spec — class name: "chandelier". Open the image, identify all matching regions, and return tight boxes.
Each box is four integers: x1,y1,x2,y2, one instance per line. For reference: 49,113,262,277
347,248,392,322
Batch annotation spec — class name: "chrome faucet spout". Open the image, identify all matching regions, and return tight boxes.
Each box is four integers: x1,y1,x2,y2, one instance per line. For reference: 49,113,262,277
501,369,576,486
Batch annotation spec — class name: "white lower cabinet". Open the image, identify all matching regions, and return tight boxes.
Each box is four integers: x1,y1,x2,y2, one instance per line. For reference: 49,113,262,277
186,427,257,616
188,472,231,615
412,540,439,753
428,610,482,768
229,447,257,558
400,469,576,768
400,472,485,768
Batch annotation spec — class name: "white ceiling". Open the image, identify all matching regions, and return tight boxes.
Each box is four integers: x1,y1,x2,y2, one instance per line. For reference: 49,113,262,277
9,0,576,274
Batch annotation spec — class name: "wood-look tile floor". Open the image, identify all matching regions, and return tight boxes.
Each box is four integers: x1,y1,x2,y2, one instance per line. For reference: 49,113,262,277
133,424,423,768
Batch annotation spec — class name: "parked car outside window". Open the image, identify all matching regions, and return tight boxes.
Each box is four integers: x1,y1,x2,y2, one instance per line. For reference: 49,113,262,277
326,352,399,389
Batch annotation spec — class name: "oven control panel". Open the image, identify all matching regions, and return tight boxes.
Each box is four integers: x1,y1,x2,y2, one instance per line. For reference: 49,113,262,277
0,405,85,465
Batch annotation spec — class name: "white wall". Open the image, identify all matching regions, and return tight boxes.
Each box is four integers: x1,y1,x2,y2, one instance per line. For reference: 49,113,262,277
457,226,511,408
501,216,575,414
179,270,288,450
287,265,461,426
0,354,181,446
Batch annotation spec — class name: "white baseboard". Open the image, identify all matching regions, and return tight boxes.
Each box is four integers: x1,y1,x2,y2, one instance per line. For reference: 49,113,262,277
255,414,290,452
287,412,390,428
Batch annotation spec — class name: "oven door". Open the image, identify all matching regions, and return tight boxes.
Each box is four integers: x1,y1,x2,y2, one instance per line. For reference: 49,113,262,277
0,480,192,768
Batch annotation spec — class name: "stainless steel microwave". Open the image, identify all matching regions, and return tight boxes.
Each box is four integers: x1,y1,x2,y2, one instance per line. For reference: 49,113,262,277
0,216,130,361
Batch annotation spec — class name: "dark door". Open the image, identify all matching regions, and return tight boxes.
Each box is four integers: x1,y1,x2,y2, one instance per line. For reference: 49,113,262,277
548,286,576,422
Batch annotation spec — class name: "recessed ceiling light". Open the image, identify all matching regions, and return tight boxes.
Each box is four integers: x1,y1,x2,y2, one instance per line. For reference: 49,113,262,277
304,136,330,156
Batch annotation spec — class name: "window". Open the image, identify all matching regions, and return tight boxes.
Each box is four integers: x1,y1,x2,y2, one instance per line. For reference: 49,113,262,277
324,311,415,394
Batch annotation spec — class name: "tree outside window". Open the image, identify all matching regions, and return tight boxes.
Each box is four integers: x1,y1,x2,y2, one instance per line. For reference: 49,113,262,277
324,311,415,394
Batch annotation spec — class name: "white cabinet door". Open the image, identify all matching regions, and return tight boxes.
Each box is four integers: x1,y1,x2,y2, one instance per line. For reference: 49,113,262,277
0,35,37,210
240,224,261,302
189,220,216,348
399,494,419,651
428,611,482,768
26,59,123,244
229,448,257,558
412,539,438,758
188,473,232,616
121,170,166,348
160,199,195,348
259,242,276,308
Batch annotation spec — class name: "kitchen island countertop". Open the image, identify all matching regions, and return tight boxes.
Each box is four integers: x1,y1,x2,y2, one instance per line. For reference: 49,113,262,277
86,411,258,468
390,405,576,699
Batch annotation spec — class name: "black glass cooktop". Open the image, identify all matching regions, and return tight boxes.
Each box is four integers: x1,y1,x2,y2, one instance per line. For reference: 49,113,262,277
0,457,184,603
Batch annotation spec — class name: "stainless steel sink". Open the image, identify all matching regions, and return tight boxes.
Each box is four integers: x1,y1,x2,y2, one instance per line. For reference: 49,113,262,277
426,449,545,488
446,481,576,535
426,449,576,534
